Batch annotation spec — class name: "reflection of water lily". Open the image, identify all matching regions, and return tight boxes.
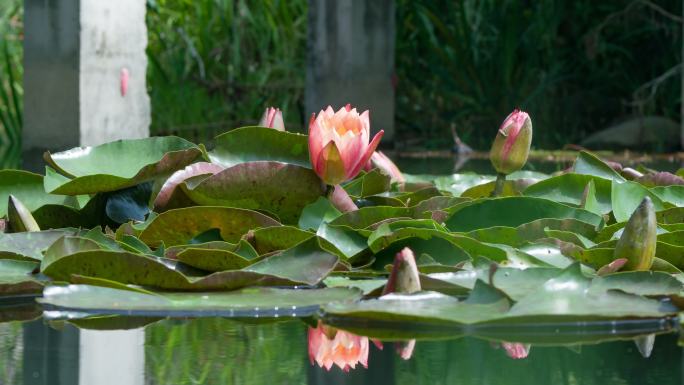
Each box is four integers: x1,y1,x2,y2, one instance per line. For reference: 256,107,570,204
259,107,285,131
308,321,369,372
308,105,384,185
501,342,531,359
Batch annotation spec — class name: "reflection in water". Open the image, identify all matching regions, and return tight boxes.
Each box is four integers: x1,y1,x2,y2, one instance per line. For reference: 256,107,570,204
0,318,681,385
307,321,416,372
308,321,372,371
499,342,532,359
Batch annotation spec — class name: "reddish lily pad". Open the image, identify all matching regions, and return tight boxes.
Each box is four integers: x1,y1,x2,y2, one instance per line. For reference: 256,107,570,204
138,206,281,247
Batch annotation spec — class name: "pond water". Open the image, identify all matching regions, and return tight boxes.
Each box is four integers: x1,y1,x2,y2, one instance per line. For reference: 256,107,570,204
0,314,681,385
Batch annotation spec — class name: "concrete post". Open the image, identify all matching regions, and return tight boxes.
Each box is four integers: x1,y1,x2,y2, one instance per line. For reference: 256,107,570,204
23,0,150,169
306,0,395,142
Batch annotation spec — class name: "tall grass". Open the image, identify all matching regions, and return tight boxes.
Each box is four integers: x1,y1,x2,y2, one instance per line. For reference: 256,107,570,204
0,0,22,167
146,0,308,141
395,0,682,149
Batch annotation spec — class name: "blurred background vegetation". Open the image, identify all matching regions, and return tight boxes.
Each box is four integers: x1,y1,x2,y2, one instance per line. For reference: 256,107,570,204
0,0,681,151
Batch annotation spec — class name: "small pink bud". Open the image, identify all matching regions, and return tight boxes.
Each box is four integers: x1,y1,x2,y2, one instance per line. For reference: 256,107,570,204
490,109,532,175
259,107,285,131
120,68,130,97
382,247,421,295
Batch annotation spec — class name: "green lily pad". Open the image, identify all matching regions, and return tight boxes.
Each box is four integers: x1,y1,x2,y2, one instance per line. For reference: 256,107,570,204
181,161,324,224
44,236,103,261
0,260,42,295
175,248,254,272
611,180,666,223
316,222,368,261
138,206,281,247
465,218,599,248
247,226,314,255
524,174,612,214
651,185,684,207
589,271,681,297
0,170,75,217
298,197,342,231
343,169,391,198
572,151,625,182
41,237,338,290
329,207,413,229
445,197,603,232
209,126,310,168
44,137,202,195
39,284,361,317
0,230,76,261
504,264,678,320
461,179,535,198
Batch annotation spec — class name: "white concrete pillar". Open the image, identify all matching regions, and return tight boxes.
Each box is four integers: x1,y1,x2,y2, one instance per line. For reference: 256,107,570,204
306,0,395,141
23,0,150,168
79,329,145,385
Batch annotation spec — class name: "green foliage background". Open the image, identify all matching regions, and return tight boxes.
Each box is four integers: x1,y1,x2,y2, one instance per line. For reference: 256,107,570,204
0,0,682,150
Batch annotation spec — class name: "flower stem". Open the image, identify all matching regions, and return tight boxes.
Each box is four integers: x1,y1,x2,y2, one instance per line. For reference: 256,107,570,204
492,173,507,197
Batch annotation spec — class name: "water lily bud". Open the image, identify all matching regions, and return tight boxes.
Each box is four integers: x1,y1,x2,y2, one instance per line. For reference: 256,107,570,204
614,197,656,271
490,109,532,175
382,247,421,295
7,195,40,232
259,107,285,131
309,105,384,185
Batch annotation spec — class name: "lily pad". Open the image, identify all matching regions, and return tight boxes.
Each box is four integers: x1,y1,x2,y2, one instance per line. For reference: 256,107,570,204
0,230,76,261
44,137,202,195
298,197,342,231
611,180,666,223
0,170,75,217
181,161,325,224
445,197,603,232
209,126,309,168
41,237,338,290
39,284,362,318
138,206,281,247
0,260,42,295
572,151,625,182
524,174,612,214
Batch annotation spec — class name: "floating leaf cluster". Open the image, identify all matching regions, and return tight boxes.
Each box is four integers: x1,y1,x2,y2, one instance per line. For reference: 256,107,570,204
1,128,683,344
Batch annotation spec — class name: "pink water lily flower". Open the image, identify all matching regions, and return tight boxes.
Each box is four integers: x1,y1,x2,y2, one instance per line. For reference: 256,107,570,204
259,107,285,131
308,321,370,372
309,104,384,185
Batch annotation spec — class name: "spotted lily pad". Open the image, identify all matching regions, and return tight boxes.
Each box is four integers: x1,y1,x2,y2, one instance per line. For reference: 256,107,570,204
138,206,281,247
